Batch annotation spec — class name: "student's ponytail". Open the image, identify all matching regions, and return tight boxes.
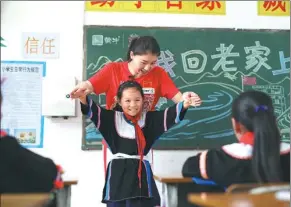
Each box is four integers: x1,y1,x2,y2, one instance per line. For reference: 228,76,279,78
251,106,282,182
231,90,283,183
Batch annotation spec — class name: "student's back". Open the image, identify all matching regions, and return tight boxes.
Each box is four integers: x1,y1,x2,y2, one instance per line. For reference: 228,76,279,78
182,90,290,187
182,141,290,187
0,84,60,193
0,134,58,193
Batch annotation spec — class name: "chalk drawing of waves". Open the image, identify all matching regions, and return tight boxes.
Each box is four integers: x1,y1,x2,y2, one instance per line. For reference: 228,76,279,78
159,83,239,141
201,129,234,139
85,121,103,140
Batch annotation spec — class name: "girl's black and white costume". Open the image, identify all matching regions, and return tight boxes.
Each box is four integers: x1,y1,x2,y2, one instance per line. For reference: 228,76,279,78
182,142,290,187
81,97,187,205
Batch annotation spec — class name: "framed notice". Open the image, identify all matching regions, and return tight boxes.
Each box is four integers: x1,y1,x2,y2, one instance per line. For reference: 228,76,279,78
0,61,46,148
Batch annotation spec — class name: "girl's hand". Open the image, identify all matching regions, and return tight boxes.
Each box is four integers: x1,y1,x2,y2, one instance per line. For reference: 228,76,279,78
70,81,93,99
182,92,202,108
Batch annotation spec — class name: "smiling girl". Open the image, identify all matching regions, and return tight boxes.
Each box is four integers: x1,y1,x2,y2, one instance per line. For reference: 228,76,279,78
79,80,200,207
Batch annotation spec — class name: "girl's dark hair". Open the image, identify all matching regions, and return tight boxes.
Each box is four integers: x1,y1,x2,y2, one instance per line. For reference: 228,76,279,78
232,90,282,183
112,80,144,111
126,36,161,61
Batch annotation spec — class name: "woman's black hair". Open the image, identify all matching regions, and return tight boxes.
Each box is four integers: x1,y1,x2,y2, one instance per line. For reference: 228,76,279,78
112,80,144,111
231,90,282,183
126,36,161,61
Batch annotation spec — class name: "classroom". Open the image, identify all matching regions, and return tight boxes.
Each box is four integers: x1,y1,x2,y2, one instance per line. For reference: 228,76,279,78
0,1,290,207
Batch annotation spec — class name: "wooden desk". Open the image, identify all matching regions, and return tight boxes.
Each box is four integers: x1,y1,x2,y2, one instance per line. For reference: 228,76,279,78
154,174,192,183
0,180,78,207
64,180,78,186
0,193,51,207
154,174,224,207
55,179,78,207
188,192,290,207
226,182,289,193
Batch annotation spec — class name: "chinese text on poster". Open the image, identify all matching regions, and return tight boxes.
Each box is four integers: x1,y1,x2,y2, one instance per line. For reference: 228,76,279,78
0,61,46,148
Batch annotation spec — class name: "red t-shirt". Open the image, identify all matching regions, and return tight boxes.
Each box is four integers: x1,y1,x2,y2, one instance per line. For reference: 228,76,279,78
88,62,179,111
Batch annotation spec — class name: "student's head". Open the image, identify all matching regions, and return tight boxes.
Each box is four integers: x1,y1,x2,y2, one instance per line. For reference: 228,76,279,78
115,80,144,117
231,90,282,182
127,36,160,76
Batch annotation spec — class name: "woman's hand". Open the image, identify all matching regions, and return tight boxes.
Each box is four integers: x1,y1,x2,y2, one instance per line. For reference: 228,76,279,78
70,81,93,99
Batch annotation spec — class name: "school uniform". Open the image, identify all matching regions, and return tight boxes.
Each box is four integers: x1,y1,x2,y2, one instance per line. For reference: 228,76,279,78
81,97,187,207
0,133,60,193
182,136,290,187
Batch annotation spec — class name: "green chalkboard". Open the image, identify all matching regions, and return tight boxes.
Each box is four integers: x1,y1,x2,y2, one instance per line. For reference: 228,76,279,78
82,25,290,150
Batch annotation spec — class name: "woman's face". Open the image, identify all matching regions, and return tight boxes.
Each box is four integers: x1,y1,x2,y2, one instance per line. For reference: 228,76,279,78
130,52,158,78
119,87,143,117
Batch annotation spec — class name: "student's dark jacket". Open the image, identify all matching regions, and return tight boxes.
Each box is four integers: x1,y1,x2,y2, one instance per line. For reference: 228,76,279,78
182,142,290,187
0,135,58,193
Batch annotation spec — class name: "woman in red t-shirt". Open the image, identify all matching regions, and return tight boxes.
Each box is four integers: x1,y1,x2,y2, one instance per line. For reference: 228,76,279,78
70,36,201,109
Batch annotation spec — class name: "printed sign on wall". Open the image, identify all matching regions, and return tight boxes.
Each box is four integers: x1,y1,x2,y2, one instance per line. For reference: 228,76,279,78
22,33,60,59
85,1,226,15
258,0,290,16
1,61,46,148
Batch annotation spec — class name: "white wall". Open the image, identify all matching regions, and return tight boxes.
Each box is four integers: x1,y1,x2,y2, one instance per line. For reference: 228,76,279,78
1,1,289,207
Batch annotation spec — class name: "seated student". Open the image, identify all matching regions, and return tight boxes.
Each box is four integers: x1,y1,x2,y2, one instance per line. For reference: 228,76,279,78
182,90,290,188
0,84,63,193
79,80,201,207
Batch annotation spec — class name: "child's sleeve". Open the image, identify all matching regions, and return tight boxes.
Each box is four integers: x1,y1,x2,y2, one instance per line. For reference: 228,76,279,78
281,152,290,182
280,143,290,182
80,96,115,144
182,150,212,179
144,102,187,140
182,149,242,186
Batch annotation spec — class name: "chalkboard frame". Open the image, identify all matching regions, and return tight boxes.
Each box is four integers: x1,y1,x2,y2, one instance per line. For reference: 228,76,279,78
81,25,290,151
